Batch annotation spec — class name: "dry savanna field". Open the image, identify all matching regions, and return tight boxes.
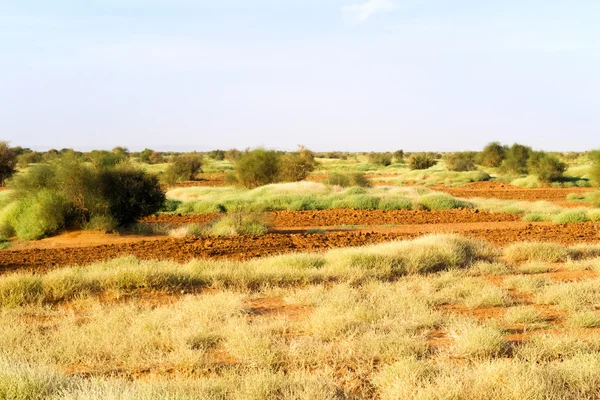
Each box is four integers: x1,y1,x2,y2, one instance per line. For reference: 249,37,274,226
1,148,600,399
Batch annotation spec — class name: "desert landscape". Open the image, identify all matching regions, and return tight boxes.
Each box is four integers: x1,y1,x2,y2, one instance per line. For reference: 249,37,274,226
2,1,599,398
0,145,600,399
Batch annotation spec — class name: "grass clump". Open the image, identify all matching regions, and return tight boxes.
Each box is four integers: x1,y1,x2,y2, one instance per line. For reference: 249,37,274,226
205,212,271,236
504,306,546,324
450,322,508,359
379,197,413,210
504,242,570,263
552,209,590,224
523,212,551,222
567,311,600,328
417,193,472,210
332,195,380,210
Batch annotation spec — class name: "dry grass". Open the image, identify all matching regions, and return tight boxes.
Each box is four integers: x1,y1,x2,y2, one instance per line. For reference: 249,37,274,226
2,236,600,398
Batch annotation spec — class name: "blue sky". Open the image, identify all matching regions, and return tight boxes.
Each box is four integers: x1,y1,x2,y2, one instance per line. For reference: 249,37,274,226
2,0,599,151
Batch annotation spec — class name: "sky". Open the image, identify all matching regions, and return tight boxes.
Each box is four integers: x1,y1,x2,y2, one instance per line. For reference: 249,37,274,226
1,0,600,152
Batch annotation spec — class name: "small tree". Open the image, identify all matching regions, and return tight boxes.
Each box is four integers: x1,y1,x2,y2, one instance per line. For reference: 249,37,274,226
477,142,507,167
235,148,281,188
527,151,566,184
408,154,437,170
278,146,318,182
139,148,154,163
500,143,532,175
0,141,17,186
99,165,166,225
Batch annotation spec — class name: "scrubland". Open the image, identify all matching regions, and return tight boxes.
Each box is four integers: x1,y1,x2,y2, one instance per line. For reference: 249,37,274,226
1,235,600,398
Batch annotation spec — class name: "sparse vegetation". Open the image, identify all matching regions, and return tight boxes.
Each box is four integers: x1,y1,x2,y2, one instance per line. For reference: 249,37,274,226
408,153,437,170
0,156,165,239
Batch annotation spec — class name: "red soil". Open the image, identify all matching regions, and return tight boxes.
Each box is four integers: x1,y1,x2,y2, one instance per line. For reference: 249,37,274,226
431,181,593,202
1,220,599,274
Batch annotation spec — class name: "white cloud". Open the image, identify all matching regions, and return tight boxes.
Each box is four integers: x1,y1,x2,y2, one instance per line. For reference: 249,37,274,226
342,0,396,23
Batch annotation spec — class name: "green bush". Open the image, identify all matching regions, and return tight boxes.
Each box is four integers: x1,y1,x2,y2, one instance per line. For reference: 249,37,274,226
368,152,392,166
161,199,183,213
326,172,370,188
163,153,203,184
417,194,472,210
10,190,70,240
98,165,165,226
527,151,567,183
476,142,506,167
589,150,600,188
4,156,165,239
87,150,126,169
392,150,404,163
234,148,280,188
408,154,437,170
445,152,477,172
500,143,532,175
278,146,318,182
326,173,350,187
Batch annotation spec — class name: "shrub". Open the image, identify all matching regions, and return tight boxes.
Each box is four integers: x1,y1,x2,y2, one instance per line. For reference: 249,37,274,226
164,153,203,184
161,199,183,213
368,152,392,166
98,165,166,226
225,148,242,162
527,151,567,183
445,152,477,172
417,194,472,210
84,215,118,233
208,150,226,161
325,172,370,188
235,148,280,188
0,141,17,186
138,148,164,164
17,151,43,168
408,154,437,170
278,146,318,182
477,142,506,167
392,150,404,163
589,150,600,187
5,157,165,239
500,143,532,175
10,190,70,240
87,150,126,169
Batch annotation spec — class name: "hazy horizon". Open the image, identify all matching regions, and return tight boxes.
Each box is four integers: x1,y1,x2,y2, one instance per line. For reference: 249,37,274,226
2,1,600,152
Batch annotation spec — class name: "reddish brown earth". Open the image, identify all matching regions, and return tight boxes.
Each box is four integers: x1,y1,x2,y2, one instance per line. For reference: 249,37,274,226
142,209,521,228
1,221,599,274
431,181,593,202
